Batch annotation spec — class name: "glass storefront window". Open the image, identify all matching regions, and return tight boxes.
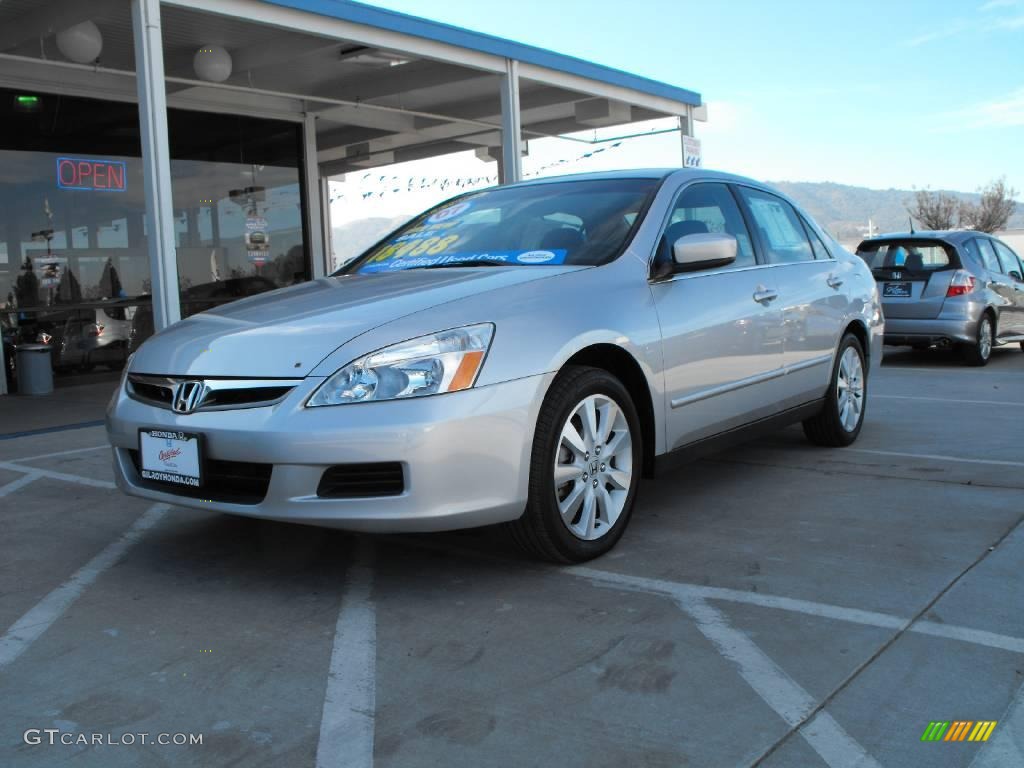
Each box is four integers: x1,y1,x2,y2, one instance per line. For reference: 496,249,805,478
0,88,308,386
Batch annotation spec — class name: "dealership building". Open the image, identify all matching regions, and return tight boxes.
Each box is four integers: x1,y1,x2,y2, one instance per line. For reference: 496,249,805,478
0,0,703,395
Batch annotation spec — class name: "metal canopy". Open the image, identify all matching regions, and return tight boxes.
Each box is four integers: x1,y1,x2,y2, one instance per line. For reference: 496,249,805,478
0,0,705,177
0,0,704,342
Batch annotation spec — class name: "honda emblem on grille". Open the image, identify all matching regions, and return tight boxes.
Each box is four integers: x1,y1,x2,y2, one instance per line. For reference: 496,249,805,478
172,380,206,414
892,271,901,279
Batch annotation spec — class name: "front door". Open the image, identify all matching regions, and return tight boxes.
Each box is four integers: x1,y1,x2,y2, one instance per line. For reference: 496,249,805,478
650,182,786,450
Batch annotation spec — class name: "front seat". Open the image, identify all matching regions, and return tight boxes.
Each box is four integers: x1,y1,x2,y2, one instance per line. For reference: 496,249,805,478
540,227,584,253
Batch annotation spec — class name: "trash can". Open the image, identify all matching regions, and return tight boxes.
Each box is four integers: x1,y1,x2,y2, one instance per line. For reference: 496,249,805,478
15,343,54,396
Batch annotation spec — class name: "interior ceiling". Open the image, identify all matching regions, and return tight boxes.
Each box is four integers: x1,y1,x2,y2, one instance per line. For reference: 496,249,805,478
0,0,677,175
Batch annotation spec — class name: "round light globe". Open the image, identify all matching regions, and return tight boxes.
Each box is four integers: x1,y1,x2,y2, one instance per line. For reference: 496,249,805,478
193,45,232,83
56,21,103,64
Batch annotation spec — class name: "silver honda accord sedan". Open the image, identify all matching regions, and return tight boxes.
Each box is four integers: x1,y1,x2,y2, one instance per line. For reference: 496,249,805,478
107,169,883,562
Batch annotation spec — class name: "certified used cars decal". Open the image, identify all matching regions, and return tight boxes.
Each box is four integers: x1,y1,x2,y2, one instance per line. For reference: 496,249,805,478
359,249,567,273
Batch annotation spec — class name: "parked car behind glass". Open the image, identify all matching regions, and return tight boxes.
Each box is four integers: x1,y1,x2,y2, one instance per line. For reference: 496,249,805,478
36,307,131,372
108,170,883,562
856,231,1024,365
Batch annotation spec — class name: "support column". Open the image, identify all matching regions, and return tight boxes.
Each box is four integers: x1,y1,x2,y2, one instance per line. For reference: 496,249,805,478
320,176,334,274
498,59,522,185
303,113,326,279
131,0,180,329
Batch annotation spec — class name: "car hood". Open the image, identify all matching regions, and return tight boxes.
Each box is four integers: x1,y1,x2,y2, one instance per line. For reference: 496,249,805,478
130,266,585,377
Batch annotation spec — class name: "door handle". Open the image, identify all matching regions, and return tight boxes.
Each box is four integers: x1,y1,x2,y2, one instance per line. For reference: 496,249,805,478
827,275,844,289
753,285,778,304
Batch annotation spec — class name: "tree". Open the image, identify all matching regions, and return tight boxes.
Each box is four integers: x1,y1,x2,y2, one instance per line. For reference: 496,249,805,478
960,177,1018,233
907,189,959,230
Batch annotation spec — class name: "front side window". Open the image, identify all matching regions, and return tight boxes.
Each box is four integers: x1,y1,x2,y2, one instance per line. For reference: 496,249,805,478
659,182,755,269
343,178,659,274
993,241,1023,278
737,188,814,264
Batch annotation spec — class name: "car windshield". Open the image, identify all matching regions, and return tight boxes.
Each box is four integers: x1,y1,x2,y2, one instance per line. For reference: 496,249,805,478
340,178,659,274
856,240,954,272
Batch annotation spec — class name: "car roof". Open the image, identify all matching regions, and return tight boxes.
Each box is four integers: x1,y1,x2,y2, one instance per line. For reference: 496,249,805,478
500,167,767,188
859,230,982,246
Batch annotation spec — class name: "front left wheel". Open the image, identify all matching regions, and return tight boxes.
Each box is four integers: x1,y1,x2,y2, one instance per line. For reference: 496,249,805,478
508,366,642,563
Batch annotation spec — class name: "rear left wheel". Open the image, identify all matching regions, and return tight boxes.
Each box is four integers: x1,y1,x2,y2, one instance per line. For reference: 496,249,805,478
961,314,993,367
803,333,867,447
508,366,642,563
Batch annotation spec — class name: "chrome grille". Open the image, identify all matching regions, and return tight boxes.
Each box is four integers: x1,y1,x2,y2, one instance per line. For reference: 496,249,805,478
126,374,301,412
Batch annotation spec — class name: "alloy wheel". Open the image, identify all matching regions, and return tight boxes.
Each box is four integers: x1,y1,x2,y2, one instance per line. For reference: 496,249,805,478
553,394,633,540
836,347,864,432
979,317,993,360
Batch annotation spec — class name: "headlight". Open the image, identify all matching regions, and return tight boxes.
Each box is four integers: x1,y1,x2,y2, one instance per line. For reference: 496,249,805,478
306,323,494,407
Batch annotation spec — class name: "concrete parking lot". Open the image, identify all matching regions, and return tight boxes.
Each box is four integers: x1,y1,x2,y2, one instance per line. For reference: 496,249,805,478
1,347,1022,768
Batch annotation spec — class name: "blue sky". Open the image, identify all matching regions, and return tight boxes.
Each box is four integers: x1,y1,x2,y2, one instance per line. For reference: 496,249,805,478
357,0,1023,193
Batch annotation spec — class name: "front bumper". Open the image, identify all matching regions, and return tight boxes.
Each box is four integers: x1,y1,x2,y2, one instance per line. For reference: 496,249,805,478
106,372,553,531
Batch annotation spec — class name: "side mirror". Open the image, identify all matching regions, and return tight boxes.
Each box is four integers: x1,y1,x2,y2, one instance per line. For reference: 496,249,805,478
1010,270,1023,282
672,232,738,271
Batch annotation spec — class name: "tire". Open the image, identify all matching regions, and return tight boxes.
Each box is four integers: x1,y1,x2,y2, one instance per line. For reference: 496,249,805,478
508,366,642,563
961,313,994,367
803,333,867,447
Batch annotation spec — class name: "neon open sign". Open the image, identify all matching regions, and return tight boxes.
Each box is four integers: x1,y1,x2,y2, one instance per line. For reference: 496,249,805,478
56,157,127,192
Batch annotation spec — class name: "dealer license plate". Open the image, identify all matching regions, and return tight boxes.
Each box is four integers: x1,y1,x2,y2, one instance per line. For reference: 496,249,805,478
883,281,913,298
138,429,203,488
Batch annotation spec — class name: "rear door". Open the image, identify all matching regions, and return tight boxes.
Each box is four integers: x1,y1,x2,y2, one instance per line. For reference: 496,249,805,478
855,239,960,319
975,237,1019,337
734,186,845,405
991,239,1024,337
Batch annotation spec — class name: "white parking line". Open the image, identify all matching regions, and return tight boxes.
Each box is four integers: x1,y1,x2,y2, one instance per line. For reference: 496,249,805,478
874,394,1021,407
682,598,883,768
843,449,1024,469
0,460,116,490
316,537,376,768
573,567,1024,656
911,622,1024,655
12,444,109,463
0,503,168,670
0,472,42,498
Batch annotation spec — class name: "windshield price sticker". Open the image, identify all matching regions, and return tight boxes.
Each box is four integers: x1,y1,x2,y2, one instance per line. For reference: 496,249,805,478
426,200,473,224
367,234,462,263
359,249,567,273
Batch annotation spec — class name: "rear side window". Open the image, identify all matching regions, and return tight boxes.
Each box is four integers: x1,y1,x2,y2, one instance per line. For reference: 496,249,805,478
993,241,1022,277
800,217,832,260
736,187,814,264
855,241,953,272
973,238,1001,273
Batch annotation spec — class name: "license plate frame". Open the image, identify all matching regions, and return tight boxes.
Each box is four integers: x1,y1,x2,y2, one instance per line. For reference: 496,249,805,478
882,281,913,298
138,428,204,488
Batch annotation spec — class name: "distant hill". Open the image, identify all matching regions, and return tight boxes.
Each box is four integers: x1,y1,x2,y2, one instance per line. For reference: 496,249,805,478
769,181,1024,243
